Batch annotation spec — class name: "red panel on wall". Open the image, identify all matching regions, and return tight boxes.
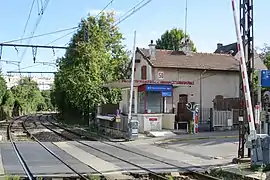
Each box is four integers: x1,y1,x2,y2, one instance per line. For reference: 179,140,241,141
138,85,146,92
149,117,157,121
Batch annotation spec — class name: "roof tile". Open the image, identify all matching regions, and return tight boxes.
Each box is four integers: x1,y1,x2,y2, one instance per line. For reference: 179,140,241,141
139,48,240,71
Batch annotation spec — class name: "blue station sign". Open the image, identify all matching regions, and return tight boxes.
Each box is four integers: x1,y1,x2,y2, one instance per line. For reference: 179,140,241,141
161,91,172,97
261,70,270,87
145,84,172,92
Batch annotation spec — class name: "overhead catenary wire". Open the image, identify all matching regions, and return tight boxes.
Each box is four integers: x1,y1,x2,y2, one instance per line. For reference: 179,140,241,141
2,27,78,44
21,0,36,44
4,0,151,55
9,0,116,73
46,0,115,45
19,0,51,62
11,58,57,72
113,0,152,27
11,0,116,72
45,30,76,45
5,0,151,72
94,0,114,18
3,0,151,45
116,0,146,20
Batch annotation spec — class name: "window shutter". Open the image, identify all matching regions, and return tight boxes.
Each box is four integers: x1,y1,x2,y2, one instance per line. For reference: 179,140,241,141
141,65,147,80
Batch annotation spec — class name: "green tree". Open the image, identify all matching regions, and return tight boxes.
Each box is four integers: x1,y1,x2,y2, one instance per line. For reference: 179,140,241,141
0,74,7,104
259,44,270,69
1,90,15,118
52,12,130,124
0,74,7,120
41,90,54,111
156,28,196,52
10,78,45,114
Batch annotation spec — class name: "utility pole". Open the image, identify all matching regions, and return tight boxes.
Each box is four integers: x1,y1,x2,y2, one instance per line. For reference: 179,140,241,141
127,31,137,140
238,0,254,158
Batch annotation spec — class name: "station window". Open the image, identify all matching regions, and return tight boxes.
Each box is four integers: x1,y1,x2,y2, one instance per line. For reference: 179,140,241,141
137,84,173,114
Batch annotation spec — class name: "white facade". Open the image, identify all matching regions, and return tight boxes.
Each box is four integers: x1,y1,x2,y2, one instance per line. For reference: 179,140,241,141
134,51,240,111
3,75,54,90
151,68,239,110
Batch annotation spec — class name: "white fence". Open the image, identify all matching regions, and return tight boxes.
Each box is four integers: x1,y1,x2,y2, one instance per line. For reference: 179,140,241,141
212,110,233,127
198,108,239,131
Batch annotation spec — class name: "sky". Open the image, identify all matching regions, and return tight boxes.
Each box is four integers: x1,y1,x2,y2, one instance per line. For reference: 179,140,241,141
0,0,269,77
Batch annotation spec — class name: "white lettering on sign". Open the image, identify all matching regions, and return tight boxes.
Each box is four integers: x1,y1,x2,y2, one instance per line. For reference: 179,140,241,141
158,71,164,80
149,117,157,121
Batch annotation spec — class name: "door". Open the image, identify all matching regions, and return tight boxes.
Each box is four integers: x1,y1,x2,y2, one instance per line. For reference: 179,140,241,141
177,94,192,121
178,94,188,113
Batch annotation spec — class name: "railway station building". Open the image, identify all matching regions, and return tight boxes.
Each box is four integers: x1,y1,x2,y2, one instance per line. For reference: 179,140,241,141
103,40,248,133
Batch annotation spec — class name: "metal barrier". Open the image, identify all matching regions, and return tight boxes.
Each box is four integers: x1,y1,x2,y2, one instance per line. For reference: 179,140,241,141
198,108,211,131
96,114,138,139
199,108,211,124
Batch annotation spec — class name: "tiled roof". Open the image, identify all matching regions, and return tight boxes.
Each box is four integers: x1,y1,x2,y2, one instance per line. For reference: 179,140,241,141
138,48,240,71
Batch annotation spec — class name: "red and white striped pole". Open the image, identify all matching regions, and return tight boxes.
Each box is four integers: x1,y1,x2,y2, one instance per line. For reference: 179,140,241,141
231,0,256,139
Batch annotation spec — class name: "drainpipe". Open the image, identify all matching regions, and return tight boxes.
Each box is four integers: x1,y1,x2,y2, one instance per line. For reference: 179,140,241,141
199,70,207,123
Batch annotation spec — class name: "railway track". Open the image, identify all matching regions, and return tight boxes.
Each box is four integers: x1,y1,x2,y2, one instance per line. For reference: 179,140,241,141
42,114,221,180
8,115,104,180
7,116,34,180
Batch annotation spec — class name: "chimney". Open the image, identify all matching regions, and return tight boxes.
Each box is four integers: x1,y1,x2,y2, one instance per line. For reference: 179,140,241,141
149,40,156,59
217,43,223,49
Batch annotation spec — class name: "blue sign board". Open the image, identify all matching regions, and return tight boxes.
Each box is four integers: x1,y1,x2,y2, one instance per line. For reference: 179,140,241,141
261,70,270,87
161,91,172,97
145,84,172,92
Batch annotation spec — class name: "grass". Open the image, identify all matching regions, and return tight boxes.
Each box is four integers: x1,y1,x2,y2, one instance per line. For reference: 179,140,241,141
88,174,101,180
4,175,20,180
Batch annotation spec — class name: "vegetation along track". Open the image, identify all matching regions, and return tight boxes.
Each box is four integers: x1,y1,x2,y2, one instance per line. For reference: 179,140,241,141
20,115,104,180
43,114,221,180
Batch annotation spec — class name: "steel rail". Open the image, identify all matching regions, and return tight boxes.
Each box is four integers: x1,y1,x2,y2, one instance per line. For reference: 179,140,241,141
7,116,35,180
50,115,117,142
41,117,168,180
22,117,91,180
47,114,221,180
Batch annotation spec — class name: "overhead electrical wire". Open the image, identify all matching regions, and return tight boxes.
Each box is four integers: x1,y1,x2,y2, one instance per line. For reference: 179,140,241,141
3,0,151,46
94,0,114,18
19,0,51,62
18,0,116,72
45,0,115,45
13,59,56,71
8,0,152,72
113,0,152,27
45,30,76,45
21,0,36,44
46,0,152,45
114,0,146,25
2,27,78,44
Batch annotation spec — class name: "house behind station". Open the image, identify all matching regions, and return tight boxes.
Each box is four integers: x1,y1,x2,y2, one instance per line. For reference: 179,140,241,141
214,42,267,70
